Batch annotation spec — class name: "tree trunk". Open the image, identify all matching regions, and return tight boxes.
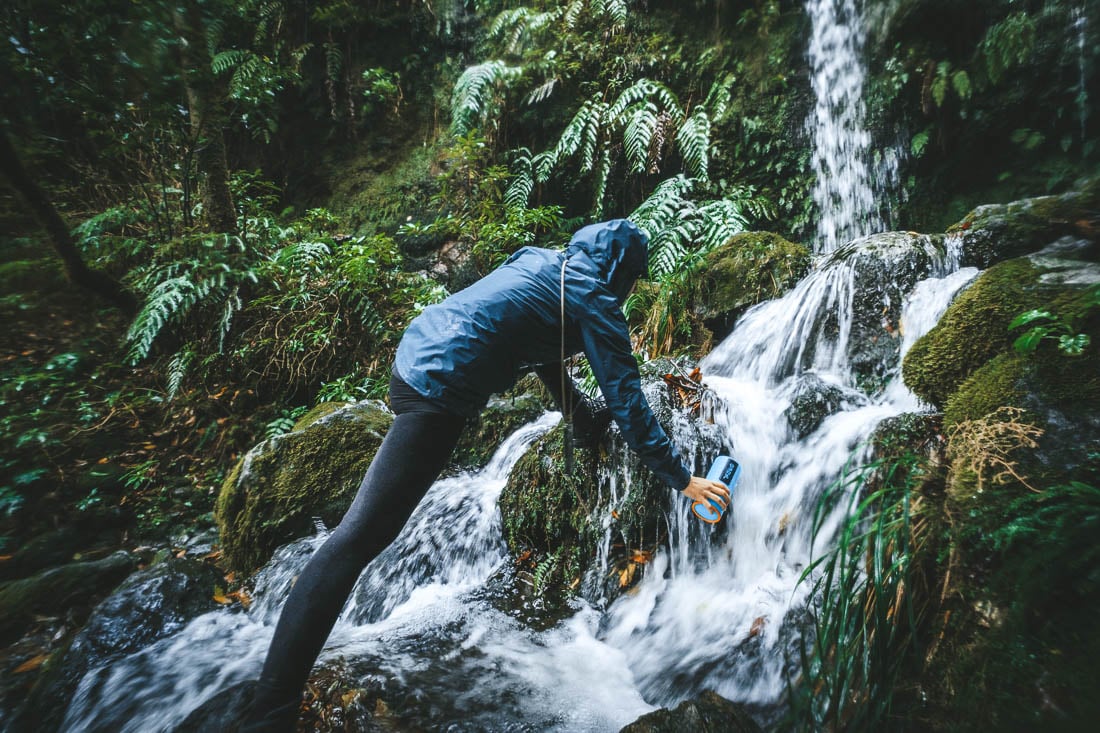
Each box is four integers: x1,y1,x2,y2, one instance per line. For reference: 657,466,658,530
173,1,237,234
0,130,137,315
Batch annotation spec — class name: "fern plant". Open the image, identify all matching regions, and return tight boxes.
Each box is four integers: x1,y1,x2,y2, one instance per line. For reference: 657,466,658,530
496,77,732,215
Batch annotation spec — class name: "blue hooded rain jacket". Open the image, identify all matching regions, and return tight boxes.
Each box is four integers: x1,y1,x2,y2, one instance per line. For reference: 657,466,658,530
394,219,692,491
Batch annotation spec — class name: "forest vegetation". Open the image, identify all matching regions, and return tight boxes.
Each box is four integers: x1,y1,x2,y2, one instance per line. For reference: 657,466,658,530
1,0,1097,731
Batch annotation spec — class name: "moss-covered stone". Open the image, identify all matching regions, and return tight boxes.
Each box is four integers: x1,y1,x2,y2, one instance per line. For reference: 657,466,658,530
215,400,393,573
905,251,1100,410
0,552,136,645
450,393,547,471
904,258,1046,408
691,231,812,341
498,371,723,608
949,183,1100,269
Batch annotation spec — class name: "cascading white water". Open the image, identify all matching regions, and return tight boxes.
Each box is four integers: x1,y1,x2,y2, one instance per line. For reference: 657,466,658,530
596,243,977,714
1073,4,1089,146
60,241,980,731
806,0,897,252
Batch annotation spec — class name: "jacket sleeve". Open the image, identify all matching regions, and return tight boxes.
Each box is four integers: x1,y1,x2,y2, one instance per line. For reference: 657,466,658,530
575,290,692,492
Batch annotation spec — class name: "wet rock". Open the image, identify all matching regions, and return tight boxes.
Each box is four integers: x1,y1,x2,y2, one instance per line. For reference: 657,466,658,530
691,231,812,342
904,252,1100,412
450,392,547,471
499,363,724,607
950,182,1100,269
619,690,763,733
11,558,222,733
825,231,947,393
172,679,260,733
215,400,394,573
0,551,135,646
785,373,869,439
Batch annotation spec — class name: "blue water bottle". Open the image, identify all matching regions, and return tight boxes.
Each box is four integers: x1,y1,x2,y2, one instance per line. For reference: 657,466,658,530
692,455,741,524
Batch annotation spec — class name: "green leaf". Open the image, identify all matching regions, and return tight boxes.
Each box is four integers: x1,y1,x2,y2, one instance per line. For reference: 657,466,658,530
1013,328,1046,353
1058,333,1090,356
1008,309,1053,330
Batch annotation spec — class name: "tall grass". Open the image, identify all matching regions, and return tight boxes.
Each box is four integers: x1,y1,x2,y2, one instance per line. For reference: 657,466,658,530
788,450,936,731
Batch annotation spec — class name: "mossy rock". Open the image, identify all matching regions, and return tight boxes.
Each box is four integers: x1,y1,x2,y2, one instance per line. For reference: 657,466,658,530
498,373,723,608
620,690,763,733
0,552,136,646
905,251,1100,409
691,231,812,341
450,393,548,471
215,400,393,574
949,182,1100,269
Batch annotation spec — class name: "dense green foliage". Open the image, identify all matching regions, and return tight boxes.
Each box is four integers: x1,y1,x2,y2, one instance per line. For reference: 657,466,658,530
1,0,1098,728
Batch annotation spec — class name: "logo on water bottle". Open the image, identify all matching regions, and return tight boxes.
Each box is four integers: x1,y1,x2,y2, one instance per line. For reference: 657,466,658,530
692,455,741,524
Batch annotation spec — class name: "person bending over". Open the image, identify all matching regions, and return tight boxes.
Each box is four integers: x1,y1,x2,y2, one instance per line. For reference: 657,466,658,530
242,219,730,731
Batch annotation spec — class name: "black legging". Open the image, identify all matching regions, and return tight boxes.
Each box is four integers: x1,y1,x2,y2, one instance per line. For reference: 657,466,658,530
246,385,466,730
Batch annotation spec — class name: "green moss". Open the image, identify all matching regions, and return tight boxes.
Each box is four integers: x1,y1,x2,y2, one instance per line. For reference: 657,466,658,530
690,231,811,341
903,258,1047,407
943,353,1029,428
215,401,393,573
700,232,810,310
450,393,546,471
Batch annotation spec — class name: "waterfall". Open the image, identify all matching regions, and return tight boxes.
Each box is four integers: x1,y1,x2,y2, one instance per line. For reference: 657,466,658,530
1073,4,1089,146
597,245,977,714
806,0,896,253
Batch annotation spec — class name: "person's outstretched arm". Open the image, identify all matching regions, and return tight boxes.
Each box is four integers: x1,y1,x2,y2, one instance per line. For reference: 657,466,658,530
573,287,728,505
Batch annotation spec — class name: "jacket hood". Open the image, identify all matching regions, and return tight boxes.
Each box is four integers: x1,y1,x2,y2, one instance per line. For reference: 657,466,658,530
564,219,649,301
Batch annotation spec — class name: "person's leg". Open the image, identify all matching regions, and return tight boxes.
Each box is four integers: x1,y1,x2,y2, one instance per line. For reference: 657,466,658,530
244,409,465,730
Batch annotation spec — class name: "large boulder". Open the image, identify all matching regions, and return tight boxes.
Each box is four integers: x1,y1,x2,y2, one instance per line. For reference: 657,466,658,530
904,242,1100,414
949,181,1100,269
499,361,724,607
215,400,393,573
11,558,222,733
823,231,948,392
619,690,763,733
691,231,812,341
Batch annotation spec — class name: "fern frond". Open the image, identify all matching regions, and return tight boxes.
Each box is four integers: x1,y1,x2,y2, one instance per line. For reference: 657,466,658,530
211,49,251,76
676,110,711,180
126,276,200,364
579,100,607,173
562,0,584,30
451,60,523,135
602,0,629,30
166,347,195,400
609,79,683,125
624,102,659,174
553,95,602,163
526,77,558,106
217,288,242,352
505,149,535,212
702,75,734,121
324,42,342,82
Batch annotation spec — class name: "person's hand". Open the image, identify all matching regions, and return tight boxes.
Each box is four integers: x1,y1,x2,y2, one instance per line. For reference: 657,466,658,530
681,475,730,508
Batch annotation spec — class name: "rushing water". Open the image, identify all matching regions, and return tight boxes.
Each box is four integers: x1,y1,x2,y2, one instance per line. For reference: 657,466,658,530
59,238,980,731
806,0,897,252
55,6,988,725
1073,4,1089,147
